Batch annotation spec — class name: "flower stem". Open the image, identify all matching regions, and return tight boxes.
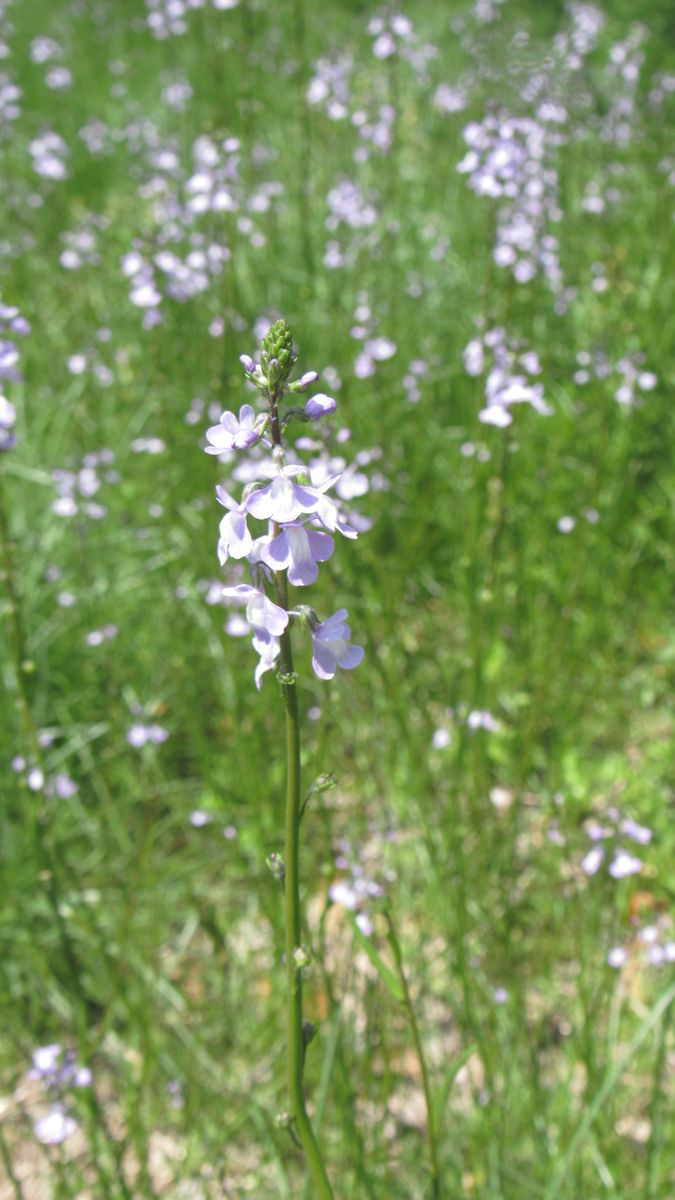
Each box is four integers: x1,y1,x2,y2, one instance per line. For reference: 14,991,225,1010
275,569,334,1199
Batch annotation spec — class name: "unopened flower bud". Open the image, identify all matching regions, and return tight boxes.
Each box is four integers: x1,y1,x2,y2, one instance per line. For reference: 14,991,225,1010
305,393,337,420
292,370,319,392
239,354,256,374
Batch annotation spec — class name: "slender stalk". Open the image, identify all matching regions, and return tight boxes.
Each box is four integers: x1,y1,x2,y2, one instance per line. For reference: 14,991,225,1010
385,912,441,1199
267,379,334,1199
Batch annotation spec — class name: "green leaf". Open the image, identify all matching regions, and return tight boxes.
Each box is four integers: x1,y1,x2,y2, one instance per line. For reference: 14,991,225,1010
347,914,405,1002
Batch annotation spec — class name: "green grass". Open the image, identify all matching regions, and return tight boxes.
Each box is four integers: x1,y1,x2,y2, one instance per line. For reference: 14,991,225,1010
0,0,674,1196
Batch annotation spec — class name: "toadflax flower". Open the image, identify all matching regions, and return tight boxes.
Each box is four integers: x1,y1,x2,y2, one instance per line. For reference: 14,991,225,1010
261,521,334,586
222,583,289,637
205,404,266,454
246,462,338,524
310,609,364,680
216,484,253,563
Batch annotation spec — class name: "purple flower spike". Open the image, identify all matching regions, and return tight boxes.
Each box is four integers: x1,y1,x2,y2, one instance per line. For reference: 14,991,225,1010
205,404,264,454
262,522,334,586
222,583,289,637
311,609,364,680
305,393,337,420
216,485,252,563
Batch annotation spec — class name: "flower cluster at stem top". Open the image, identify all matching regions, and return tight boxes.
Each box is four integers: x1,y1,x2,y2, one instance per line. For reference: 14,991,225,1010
205,320,364,688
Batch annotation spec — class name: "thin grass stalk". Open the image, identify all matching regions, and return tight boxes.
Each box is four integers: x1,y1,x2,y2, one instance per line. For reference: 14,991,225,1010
385,911,441,1199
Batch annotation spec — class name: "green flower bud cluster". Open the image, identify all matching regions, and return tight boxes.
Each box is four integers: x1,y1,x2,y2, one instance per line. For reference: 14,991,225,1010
260,320,297,389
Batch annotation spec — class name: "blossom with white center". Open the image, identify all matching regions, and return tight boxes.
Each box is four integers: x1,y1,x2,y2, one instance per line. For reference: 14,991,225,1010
432,728,451,749
355,912,374,936
479,404,512,428
581,846,604,875
467,709,500,732
31,1044,62,1077
205,404,265,454
126,723,169,748
609,850,643,879
46,773,78,799
311,609,364,680
261,522,334,586
246,464,337,524
34,1108,77,1145
222,584,289,637
215,485,252,563
607,946,627,968
620,818,652,844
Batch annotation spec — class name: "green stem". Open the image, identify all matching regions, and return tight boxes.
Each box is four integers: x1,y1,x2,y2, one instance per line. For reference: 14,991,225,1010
386,912,441,1199
263,348,334,1198
274,576,333,1200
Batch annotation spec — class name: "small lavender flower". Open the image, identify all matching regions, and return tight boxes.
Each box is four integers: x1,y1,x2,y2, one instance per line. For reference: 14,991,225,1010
608,849,643,879
205,404,265,454
216,485,253,563
581,846,604,876
126,723,169,748
222,583,289,637
310,609,364,680
34,1107,77,1145
261,521,334,586
245,463,336,524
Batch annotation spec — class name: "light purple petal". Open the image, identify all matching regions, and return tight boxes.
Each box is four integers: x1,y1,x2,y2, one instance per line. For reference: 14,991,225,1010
306,529,334,562
288,557,318,586
261,529,291,570
316,609,349,639
222,584,258,602
312,640,337,680
219,511,251,560
215,485,239,512
336,644,364,670
245,481,276,520
220,411,240,434
205,425,234,452
232,427,261,450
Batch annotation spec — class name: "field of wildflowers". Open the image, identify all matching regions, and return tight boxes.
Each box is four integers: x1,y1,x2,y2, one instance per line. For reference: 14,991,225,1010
1,0,674,1196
